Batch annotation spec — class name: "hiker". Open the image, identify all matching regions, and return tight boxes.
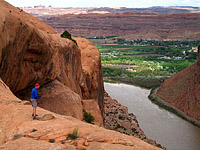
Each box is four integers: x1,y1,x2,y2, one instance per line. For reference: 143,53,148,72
31,83,40,120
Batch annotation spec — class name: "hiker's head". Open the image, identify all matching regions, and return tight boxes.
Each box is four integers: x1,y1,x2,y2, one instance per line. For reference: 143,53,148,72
35,83,40,89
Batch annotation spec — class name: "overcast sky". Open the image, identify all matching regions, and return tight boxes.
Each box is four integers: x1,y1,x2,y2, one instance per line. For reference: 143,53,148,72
5,0,200,8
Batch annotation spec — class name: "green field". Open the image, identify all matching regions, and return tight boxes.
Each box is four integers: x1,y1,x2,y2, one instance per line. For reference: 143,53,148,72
91,39,198,88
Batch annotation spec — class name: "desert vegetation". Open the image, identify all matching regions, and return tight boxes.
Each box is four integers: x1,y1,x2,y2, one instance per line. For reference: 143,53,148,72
61,30,78,46
67,127,79,140
49,139,55,143
83,109,95,124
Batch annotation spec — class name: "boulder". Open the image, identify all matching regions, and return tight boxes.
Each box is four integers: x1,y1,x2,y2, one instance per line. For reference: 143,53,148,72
39,80,83,120
40,114,55,121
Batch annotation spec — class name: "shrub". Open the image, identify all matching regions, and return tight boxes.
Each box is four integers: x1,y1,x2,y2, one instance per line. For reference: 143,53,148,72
13,134,21,140
61,31,72,39
83,109,94,124
49,139,55,143
127,118,132,123
31,129,37,132
131,128,136,132
67,127,79,139
61,31,78,46
118,115,125,120
116,124,126,130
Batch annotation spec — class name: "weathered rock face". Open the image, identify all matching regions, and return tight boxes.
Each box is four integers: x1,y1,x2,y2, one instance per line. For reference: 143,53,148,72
104,92,165,149
157,43,200,121
0,78,162,150
75,37,104,114
38,80,83,120
0,0,104,121
0,0,82,95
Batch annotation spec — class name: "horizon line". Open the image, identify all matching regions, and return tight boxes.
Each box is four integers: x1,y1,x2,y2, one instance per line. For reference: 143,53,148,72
20,5,200,8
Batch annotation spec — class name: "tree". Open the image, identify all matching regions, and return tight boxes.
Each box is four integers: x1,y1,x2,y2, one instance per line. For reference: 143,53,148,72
61,31,78,46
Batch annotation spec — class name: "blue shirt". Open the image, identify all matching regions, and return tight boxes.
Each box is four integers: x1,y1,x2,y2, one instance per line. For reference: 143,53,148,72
31,87,39,99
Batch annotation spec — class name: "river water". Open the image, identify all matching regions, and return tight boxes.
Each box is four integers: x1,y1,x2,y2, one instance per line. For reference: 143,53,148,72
104,83,200,150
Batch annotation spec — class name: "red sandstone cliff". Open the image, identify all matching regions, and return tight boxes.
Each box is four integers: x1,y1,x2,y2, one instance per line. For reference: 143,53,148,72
157,43,200,121
75,37,104,115
0,0,103,125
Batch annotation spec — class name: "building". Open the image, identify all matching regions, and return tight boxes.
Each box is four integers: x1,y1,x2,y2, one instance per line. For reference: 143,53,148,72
34,5,45,9
189,47,198,53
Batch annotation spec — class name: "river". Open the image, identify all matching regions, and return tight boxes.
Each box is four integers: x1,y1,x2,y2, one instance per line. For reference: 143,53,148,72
104,82,200,150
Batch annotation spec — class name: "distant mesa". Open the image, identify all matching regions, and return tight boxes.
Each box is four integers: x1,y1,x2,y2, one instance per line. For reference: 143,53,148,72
38,12,200,41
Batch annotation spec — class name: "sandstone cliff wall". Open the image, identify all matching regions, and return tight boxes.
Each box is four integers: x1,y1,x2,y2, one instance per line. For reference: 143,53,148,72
157,43,200,121
0,0,103,123
75,37,104,113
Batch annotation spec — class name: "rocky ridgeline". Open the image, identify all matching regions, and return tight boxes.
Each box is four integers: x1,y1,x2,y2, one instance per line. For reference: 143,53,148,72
104,92,165,149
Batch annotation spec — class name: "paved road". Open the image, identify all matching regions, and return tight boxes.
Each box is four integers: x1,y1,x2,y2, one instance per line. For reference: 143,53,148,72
153,88,200,126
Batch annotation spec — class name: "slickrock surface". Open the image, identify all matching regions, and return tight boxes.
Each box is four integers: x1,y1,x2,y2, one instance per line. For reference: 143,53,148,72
104,92,165,149
0,78,162,150
157,44,200,121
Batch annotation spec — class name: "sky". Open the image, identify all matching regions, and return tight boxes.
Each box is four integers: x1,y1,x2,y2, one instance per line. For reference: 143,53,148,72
5,0,200,8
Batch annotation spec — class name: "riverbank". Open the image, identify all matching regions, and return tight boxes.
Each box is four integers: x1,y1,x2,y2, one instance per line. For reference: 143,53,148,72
104,91,165,149
148,88,200,128
105,82,200,150
105,78,200,128
103,77,165,89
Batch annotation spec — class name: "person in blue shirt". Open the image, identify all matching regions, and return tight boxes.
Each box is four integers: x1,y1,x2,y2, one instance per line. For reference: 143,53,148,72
31,83,40,120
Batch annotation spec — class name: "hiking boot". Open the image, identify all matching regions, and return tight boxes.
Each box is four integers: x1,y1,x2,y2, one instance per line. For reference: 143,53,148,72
33,117,39,120
32,114,38,116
